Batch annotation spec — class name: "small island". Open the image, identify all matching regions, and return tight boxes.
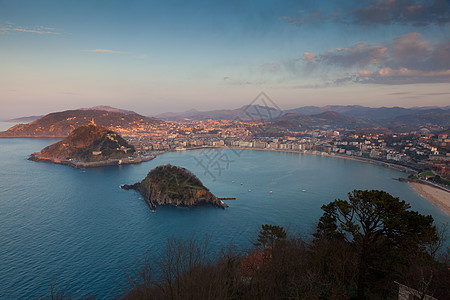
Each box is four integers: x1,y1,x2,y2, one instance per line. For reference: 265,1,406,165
29,123,152,168
121,164,228,210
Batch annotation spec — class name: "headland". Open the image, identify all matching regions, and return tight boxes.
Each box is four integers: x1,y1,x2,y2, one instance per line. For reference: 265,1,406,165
28,123,153,168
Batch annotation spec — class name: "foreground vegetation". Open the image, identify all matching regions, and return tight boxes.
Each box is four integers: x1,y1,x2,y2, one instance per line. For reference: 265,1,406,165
42,190,449,300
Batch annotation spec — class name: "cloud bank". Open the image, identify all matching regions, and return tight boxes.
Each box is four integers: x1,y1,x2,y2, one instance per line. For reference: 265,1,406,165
352,0,450,27
0,24,58,35
281,0,450,27
303,33,450,84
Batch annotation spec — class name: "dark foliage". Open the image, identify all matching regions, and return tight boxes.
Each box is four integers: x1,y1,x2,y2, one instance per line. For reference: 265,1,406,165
314,190,442,300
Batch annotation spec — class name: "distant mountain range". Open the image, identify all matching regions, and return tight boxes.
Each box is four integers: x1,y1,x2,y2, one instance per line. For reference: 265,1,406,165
79,105,136,115
2,104,448,137
5,115,44,123
0,108,160,138
156,105,450,131
157,105,450,121
156,105,283,122
284,105,450,120
271,111,373,130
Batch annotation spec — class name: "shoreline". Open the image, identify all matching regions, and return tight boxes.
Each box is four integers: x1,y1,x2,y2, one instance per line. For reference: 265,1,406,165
215,146,418,174
182,146,449,211
28,153,155,168
409,182,450,215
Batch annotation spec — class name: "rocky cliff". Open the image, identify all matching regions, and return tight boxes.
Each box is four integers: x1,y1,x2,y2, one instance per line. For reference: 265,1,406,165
122,164,228,210
29,124,135,165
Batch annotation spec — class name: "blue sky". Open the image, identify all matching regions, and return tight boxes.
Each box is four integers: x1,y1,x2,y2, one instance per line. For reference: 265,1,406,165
1,0,449,118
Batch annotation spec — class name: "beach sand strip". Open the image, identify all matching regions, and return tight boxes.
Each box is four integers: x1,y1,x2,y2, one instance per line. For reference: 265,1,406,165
410,182,450,215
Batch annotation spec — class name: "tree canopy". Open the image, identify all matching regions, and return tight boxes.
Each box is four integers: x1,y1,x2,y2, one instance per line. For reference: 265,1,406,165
253,224,287,249
315,189,438,300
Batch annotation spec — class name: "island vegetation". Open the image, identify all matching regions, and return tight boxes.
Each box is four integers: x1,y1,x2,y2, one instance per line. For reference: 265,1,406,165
121,164,228,210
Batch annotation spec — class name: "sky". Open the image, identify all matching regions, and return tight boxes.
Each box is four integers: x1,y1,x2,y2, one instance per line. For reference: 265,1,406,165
0,0,449,119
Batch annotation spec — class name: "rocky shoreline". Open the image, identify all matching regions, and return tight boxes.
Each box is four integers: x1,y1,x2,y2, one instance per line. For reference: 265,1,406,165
121,182,228,210
28,153,155,168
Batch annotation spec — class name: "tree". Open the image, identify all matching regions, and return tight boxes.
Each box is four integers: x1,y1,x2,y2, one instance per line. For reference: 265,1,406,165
253,224,287,249
315,190,438,300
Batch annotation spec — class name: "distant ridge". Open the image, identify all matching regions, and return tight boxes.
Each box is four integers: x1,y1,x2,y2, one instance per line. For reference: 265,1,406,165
272,111,374,130
5,115,43,123
2,104,448,136
157,105,450,121
283,105,450,121
156,104,449,131
4,105,136,124
79,105,136,115
155,104,282,121
0,108,161,138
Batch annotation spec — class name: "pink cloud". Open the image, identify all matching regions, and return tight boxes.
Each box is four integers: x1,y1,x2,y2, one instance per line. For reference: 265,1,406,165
312,41,387,68
376,67,450,77
391,33,430,64
303,52,316,62
358,69,373,76
302,33,450,84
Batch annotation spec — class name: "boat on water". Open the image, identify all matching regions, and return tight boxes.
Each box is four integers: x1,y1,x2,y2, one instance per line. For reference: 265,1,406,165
269,191,272,194
302,189,306,192
248,189,251,192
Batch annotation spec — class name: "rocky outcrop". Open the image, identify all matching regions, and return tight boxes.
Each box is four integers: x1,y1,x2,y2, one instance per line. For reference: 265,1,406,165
122,164,228,210
29,124,138,167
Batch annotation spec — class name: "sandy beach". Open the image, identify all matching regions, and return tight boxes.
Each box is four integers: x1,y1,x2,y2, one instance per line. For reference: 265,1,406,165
410,182,450,215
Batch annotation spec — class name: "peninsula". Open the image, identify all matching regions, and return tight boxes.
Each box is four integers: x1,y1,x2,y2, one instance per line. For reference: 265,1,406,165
29,123,151,168
121,164,228,210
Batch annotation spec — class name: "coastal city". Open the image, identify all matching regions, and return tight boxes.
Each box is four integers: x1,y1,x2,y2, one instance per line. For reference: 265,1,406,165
113,118,450,184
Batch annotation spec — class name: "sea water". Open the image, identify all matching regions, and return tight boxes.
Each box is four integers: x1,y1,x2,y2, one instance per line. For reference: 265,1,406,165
0,136,448,299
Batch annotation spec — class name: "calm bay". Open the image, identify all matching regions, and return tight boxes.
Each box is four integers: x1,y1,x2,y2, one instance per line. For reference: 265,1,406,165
0,134,448,299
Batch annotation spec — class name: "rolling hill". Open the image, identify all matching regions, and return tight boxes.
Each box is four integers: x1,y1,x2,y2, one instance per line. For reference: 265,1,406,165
0,109,161,137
